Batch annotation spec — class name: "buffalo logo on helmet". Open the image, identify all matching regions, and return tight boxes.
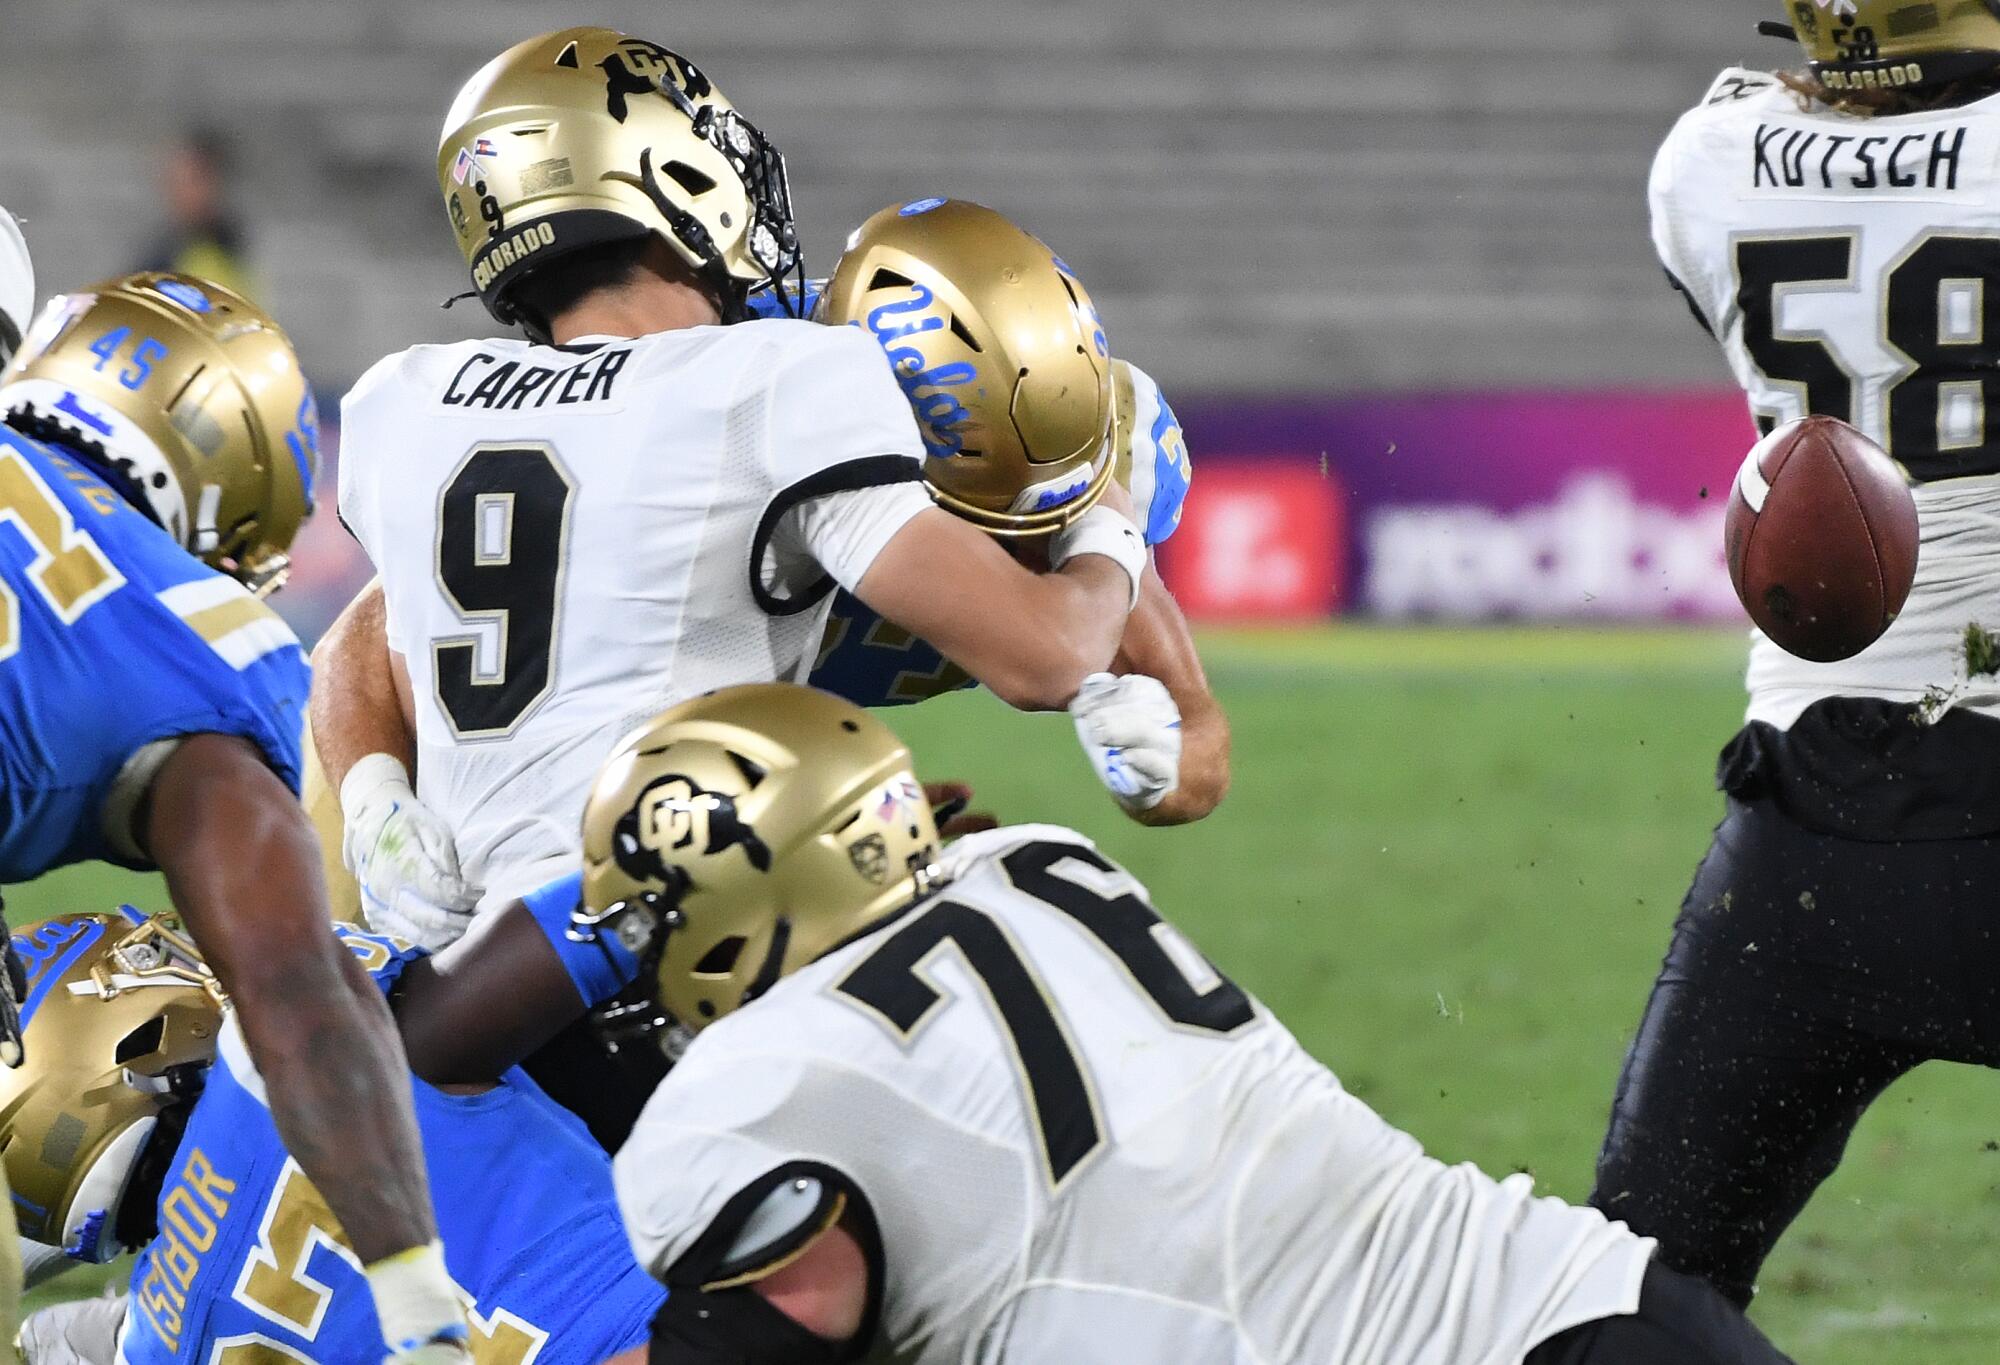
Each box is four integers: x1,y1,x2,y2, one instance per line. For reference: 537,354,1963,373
848,833,891,885
613,774,773,888
598,38,713,123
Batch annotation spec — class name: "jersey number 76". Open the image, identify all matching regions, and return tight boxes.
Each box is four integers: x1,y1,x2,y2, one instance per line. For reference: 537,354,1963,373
835,842,1254,1189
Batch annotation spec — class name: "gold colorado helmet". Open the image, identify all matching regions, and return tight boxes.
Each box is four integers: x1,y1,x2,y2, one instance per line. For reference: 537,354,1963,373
0,272,318,594
0,912,221,1261
817,198,1116,538
1768,1,2000,91
439,27,801,336
574,684,941,1035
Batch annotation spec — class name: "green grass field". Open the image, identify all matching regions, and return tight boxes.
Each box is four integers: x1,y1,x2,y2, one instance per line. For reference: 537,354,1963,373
17,625,2000,1362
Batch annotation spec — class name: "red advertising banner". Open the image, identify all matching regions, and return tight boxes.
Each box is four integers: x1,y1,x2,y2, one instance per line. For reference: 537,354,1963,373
1157,461,1346,619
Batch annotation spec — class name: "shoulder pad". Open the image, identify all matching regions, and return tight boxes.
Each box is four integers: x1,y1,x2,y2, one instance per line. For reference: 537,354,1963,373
1111,359,1192,547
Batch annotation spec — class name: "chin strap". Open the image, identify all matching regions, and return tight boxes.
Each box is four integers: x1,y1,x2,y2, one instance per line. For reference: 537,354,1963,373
1757,20,1796,38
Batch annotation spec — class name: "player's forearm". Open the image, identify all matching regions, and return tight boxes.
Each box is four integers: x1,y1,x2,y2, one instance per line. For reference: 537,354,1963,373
969,556,1131,711
309,578,415,787
393,901,593,1086
1114,568,1230,824
147,735,438,1264
237,948,439,1263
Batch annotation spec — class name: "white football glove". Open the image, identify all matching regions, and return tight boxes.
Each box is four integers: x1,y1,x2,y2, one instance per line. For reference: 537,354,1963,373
341,754,478,951
1069,673,1182,813
19,1291,126,1365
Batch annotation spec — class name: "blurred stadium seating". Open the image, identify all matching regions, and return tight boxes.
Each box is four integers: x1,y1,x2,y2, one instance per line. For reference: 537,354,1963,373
1,0,1763,391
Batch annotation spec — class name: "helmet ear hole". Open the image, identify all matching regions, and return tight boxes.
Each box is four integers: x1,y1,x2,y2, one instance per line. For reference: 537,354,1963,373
867,268,915,291
660,161,717,197
114,1018,165,1067
693,937,747,976
948,315,982,352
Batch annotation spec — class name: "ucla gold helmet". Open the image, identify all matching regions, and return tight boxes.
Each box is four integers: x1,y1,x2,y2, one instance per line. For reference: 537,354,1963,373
0,912,220,1261
0,272,318,594
817,198,1116,538
439,27,800,336
1770,1,2000,91
575,684,941,1034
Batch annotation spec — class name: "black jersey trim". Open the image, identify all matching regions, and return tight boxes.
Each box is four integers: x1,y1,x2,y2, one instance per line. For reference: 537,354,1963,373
665,1159,884,1362
1665,269,1715,338
749,455,924,617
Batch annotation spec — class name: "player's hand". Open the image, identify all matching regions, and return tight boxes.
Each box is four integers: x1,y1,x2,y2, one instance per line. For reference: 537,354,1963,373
18,1292,128,1365
1069,672,1182,813
341,753,478,947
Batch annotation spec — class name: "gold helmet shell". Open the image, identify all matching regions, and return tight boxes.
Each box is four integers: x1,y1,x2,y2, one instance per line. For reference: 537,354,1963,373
0,912,221,1260
576,684,941,1034
0,272,318,594
438,27,801,335
817,198,1115,537
1776,1,2000,92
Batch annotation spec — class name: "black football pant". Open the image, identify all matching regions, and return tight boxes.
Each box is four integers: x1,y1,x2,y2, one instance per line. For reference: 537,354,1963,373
1591,794,2000,1306
1526,1261,1794,1364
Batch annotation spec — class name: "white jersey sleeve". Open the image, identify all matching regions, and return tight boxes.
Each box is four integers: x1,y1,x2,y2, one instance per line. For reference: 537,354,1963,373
753,324,930,607
334,350,405,572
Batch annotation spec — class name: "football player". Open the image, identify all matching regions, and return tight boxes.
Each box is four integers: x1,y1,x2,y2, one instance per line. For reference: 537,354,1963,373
322,27,1152,953
383,684,1796,1365
0,269,470,1359
799,197,1224,827
1591,5,2000,1307
6,910,663,1365
310,195,1221,954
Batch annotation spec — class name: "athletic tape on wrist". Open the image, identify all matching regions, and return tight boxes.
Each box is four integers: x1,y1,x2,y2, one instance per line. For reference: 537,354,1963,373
340,752,413,819
365,1240,467,1357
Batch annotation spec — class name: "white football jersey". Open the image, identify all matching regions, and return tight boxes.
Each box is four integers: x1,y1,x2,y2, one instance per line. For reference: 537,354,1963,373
614,826,1652,1365
1653,70,2000,726
339,319,931,910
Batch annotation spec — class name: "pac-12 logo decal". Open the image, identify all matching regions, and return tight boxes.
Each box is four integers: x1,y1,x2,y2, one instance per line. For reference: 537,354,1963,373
614,774,773,883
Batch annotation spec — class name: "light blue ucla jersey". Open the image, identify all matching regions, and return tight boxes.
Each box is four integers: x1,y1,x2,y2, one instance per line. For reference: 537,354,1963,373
122,922,663,1365
0,424,309,880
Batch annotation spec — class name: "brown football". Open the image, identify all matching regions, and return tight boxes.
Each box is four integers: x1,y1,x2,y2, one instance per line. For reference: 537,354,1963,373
1724,416,1918,663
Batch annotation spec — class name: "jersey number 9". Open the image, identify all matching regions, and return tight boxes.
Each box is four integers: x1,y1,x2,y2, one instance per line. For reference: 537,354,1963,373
431,444,576,738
